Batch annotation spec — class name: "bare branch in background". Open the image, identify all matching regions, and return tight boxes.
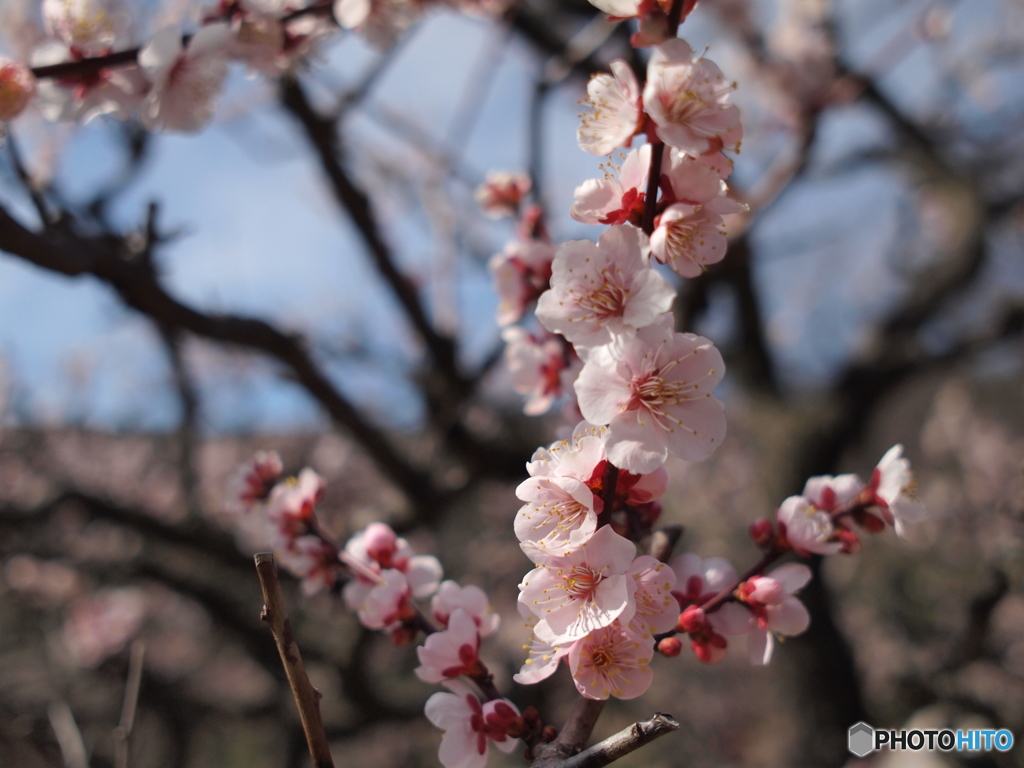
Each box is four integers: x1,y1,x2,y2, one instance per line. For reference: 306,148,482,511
114,640,146,768
47,703,88,768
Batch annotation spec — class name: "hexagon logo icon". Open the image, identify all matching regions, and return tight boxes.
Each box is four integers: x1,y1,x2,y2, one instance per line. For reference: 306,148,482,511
848,722,875,757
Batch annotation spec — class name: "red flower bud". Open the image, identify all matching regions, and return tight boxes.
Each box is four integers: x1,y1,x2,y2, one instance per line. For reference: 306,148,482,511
677,605,706,634
749,517,774,548
658,637,683,657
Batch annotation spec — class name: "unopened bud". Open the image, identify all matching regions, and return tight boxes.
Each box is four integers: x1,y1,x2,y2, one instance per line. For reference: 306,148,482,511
749,518,774,548
541,725,558,742
657,637,682,657
677,605,706,634
522,706,540,726
0,59,35,121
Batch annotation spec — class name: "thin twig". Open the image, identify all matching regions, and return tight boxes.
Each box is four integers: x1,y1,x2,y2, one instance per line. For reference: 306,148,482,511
254,552,336,768
47,702,88,768
114,640,146,768
560,712,679,768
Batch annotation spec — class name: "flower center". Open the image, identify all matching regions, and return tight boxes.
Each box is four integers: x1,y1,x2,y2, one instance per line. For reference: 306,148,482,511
562,565,600,600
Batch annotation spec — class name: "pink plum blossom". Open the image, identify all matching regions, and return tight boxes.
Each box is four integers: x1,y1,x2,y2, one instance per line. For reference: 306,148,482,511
355,568,414,630
802,473,863,512
518,524,637,644
273,533,340,595
139,24,230,132
0,58,36,121
868,444,927,537
670,552,751,636
570,144,650,226
416,608,485,683
424,680,521,768
230,450,284,511
643,39,743,155
626,555,678,638
535,225,675,351
431,581,500,637
264,467,325,533
737,563,812,665
502,328,579,416
776,495,842,555
578,60,643,156
575,314,726,474
650,151,747,277
474,171,531,218
489,238,555,326
341,522,443,612
568,620,654,700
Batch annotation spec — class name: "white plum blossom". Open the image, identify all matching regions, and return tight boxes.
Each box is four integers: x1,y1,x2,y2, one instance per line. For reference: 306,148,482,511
776,495,842,555
567,620,654,700
474,171,531,218
415,608,485,683
42,0,127,55
515,423,668,559
571,144,650,226
62,588,146,668
626,555,678,638
32,42,148,123
584,0,642,19
0,58,36,121
424,680,520,768
737,563,812,665
431,581,500,637
650,151,747,277
643,39,743,155
578,60,643,156
518,524,637,644
575,314,726,474
502,328,579,416
489,238,555,326
514,605,568,684
536,225,675,351
869,444,927,537
139,24,231,132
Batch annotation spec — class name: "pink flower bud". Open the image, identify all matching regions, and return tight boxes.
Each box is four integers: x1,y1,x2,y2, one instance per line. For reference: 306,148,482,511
363,522,398,565
677,605,706,634
748,517,774,548
745,577,782,606
0,59,36,121
657,636,682,657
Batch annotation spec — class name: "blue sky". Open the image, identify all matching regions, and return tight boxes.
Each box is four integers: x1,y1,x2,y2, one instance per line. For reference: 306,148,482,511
1,0,1021,433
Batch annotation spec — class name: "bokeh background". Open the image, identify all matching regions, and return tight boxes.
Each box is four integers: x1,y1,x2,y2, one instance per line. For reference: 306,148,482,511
1,0,1023,766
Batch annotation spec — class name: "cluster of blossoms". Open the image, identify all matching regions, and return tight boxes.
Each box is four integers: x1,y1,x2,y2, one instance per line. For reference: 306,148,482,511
230,452,552,768
0,0,503,128
208,4,928,767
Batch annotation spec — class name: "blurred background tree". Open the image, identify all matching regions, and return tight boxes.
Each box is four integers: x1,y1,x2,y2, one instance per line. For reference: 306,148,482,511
0,0,1022,766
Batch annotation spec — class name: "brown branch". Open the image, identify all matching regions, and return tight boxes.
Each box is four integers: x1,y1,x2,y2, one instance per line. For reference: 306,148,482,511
0,202,442,517
649,523,683,563
560,713,679,768
113,640,146,768
255,553,336,768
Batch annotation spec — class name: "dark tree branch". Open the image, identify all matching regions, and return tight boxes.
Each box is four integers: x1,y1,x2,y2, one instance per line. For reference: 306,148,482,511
0,202,443,518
